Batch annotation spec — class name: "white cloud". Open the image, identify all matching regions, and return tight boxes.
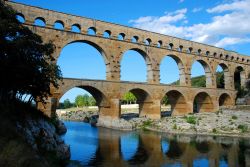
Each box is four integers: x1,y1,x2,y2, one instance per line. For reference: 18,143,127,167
129,0,250,48
179,0,184,3
192,7,202,13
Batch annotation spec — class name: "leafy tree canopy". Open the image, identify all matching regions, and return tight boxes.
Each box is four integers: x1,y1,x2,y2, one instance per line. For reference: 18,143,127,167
0,1,62,104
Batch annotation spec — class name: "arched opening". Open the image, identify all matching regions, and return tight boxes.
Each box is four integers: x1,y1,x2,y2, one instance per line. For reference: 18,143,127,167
178,45,183,52
131,36,138,43
191,60,212,88
120,49,148,82
16,13,25,23
157,40,162,48
188,47,193,54
118,33,125,40
206,51,210,56
121,91,138,118
234,66,244,89
121,88,151,119
216,64,226,89
168,43,174,50
57,41,106,80
71,24,81,33
144,38,151,45
193,92,214,113
219,93,233,106
103,30,111,38
58,86,108,115
87,27,96,36
34,17,46,27
161,90,188,116
54,20,64,30
160,55,183,85
198,49,202,55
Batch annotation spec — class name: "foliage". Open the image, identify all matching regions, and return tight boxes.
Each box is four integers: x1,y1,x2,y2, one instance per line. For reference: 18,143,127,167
238,124,248,133
75,94,96,107
161,95,169,105
232,115,238,120
184,115,196,124
216,72,225,88
191,75,206,87
0,1,62,104
212,128,217,133
122,92,137,104
63,99,72,109
173,124,177,130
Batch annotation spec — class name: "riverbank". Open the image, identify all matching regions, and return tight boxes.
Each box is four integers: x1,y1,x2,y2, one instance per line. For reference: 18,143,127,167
57,106,250,138
0,102,70,167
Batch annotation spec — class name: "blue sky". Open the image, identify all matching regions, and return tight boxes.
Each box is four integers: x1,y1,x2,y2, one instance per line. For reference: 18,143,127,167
13,0,250,102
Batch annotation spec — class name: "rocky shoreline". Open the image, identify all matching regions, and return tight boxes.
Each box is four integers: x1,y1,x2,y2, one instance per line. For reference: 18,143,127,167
57,107,250,138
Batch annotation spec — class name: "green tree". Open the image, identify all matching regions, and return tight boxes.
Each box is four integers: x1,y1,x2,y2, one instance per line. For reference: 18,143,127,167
122,92,137,104
75,95,84,107
63,99,71,109
216,72,225,88
161,95,169,105
88,96,96,106
0,1,62,104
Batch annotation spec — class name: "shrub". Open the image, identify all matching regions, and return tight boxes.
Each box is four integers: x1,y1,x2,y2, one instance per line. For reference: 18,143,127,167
185,116,196,124
212,128,217,133
173,124,177,130
232,115,238,120
238,124,248,133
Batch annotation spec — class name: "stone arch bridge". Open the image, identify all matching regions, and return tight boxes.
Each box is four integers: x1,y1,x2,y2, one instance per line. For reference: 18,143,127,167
7,1,250,120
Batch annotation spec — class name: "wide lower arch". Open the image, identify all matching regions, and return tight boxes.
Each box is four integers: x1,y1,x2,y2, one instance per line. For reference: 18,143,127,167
193,92,214,113
122,88,156,118
159,54,185,85
162,90,190,116
219,93,233,107
119,48,153,83
56,40,111,80
58,85,110,116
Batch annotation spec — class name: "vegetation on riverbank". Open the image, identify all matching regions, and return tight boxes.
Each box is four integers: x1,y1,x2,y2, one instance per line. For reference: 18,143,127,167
0,1,66,166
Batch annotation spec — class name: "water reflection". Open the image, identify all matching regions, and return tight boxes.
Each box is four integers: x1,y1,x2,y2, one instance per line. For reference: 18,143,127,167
63,121,250,167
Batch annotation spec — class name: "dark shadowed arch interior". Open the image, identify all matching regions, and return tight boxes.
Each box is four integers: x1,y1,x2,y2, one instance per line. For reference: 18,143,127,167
234,66,244,90
193,92,214,113
120,49,150,82
57,41,107,80
219,93,233,106
195,141,211,154
161,90,188,116
160,55,184,85
216,63,229,89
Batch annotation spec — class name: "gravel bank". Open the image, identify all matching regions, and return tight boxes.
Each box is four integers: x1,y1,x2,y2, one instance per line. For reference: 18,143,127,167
57,108,250,138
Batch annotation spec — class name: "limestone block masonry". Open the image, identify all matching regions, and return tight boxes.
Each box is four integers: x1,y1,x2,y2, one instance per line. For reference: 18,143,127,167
6,1,250,120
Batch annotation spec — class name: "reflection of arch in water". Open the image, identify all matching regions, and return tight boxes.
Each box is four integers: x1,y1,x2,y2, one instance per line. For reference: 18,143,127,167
165,140,186,159
195,141,211,154
87,146,103,167
120,134,149,165
120,133,139,161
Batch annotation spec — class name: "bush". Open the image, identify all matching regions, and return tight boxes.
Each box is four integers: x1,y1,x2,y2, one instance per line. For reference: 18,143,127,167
232,115,238,120
173,124,177,130
238,124,248,133
185,116,196,124
212,128,217,133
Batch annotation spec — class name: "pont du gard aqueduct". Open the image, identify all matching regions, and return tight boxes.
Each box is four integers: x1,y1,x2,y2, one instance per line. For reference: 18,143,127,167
7,1,250,120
